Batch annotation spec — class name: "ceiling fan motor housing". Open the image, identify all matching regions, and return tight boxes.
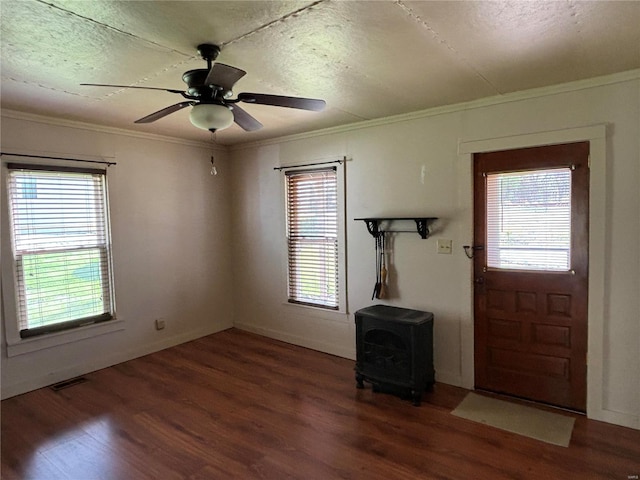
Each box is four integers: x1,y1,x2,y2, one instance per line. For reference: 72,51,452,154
183,45,226,98
182,69,220,97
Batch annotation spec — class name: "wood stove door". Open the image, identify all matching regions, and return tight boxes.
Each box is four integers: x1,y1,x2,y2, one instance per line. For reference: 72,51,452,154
473,142,589,412
360,328,410,382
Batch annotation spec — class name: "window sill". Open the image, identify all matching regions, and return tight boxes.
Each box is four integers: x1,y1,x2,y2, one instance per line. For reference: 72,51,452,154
282,301,350,322
6,318,125,357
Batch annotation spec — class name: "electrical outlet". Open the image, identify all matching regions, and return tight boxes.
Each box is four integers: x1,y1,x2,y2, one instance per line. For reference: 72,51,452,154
437,239,452,254
155,319,165,330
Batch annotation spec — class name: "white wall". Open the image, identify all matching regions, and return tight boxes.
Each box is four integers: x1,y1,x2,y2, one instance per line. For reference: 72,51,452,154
0,114,234,398
229,75,640,429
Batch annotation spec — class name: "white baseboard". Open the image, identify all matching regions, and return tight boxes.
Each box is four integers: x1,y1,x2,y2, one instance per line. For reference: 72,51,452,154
234,322,356,360
1,324,232,399
434,370,463,388
590,408,640,430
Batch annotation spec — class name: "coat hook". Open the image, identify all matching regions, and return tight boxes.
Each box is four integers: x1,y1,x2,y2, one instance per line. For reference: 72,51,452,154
463,245,484,259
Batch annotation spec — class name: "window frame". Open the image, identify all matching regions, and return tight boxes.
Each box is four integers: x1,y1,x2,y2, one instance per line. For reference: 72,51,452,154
282,163,347,314
1,160,121,357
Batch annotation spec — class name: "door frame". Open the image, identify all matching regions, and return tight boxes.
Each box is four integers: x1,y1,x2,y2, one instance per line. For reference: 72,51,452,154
457,125,607,421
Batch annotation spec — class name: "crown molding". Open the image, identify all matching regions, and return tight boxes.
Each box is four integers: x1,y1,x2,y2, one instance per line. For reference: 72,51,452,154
0,110,221,151
230,69,640,152
3,69,638,154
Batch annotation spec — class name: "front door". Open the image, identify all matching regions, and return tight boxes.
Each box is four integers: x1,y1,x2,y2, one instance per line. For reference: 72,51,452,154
473,142,589,412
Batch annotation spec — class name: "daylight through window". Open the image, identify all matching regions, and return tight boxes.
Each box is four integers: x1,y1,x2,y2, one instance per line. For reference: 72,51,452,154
486,167,572,271
6,164,115,338
285,168,339,309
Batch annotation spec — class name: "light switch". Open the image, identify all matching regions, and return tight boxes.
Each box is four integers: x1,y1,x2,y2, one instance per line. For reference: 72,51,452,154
437,239,452,254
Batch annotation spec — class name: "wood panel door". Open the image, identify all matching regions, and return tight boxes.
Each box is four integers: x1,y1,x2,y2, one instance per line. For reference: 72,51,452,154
473,142,589,412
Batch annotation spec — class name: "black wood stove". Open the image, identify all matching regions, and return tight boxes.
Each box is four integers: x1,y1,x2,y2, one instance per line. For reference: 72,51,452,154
355,305,434,405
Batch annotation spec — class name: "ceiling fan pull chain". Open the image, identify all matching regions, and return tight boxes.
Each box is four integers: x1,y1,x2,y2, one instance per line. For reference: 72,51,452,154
210,156,218,176
210,132,218,176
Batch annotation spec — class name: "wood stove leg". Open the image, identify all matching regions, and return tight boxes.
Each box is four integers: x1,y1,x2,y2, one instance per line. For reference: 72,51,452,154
412,390,422,406
355,372,365,389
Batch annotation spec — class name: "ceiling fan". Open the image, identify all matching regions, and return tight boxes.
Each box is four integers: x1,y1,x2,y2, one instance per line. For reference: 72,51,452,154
81,44,326,133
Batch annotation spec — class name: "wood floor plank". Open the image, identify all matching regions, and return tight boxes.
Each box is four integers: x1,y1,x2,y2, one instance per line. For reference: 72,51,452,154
2,328,639,479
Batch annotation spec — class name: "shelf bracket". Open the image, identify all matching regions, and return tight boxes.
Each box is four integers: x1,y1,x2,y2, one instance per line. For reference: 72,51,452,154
364,219,381,238
414,219,430,239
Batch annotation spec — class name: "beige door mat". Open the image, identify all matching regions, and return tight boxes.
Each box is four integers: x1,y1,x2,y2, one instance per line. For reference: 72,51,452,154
451,392,575,447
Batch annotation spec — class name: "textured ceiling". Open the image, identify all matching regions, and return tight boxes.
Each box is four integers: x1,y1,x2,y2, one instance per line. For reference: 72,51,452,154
1,0,639,146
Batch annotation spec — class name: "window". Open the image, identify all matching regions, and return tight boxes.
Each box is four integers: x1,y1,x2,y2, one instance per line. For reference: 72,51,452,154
5,164,115,339
285,167,339,309
486,167,572,271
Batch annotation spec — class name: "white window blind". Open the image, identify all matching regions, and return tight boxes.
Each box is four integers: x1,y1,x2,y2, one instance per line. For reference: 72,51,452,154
486,168,572,271
7,164,114,338
285,168,338,309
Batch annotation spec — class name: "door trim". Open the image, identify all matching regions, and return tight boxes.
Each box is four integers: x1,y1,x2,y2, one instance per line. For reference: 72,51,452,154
457,125,608,422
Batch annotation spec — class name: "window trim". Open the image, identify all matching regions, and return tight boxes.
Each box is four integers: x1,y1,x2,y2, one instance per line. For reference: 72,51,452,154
281,162,347,314
1,159,119,356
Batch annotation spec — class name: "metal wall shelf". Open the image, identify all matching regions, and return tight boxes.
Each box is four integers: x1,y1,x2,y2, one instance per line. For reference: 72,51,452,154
354,217,438,239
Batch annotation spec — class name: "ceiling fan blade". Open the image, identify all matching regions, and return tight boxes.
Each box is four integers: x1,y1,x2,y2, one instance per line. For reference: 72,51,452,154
81,83,184,94
203,63,247,91
231,104,263,131
238,92,326,111
134,102,194,124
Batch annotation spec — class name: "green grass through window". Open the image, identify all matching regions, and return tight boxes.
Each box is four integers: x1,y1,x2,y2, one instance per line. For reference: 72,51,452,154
21,249,106,328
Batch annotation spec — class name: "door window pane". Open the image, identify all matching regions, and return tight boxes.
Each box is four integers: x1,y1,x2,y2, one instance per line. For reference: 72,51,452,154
486,168,571,271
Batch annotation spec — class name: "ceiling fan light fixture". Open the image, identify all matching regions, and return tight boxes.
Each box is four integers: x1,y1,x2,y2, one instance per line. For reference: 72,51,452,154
189,104,234,131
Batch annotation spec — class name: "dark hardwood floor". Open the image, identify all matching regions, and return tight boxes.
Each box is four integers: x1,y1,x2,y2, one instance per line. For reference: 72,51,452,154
2,328,639,479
